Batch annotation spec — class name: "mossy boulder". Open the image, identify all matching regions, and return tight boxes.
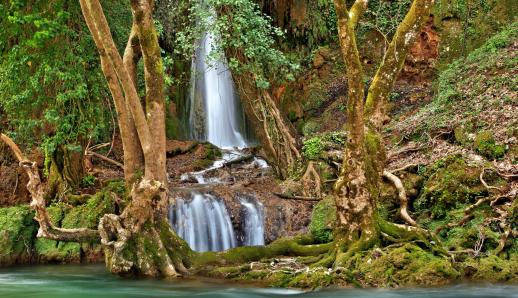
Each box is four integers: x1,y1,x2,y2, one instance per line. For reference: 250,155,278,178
0,205,37,266
415,156,487,219
34,191,116,264
309,196,336,243
474,131,506,160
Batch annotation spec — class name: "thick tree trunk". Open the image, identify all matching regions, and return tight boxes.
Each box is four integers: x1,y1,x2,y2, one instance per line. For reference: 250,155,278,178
77,0,190,277
332,0,375,241
47,144,85,199
329,0,436,267
232,71,301,179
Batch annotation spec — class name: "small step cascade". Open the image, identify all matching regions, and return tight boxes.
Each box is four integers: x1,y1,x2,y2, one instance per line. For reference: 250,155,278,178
239,196,265,246
169,193,236,252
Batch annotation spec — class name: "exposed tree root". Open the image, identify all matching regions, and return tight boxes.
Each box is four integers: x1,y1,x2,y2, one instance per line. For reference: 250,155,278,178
99,179,192,277
383,170,417,226
192,235,332,269
273,193,321,201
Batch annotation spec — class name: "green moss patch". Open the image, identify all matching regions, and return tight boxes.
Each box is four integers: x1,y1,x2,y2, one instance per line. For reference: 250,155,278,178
309,196,336,243
0,205,37,266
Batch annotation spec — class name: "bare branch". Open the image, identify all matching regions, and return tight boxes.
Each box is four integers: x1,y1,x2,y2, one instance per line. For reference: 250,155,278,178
1,133,100,243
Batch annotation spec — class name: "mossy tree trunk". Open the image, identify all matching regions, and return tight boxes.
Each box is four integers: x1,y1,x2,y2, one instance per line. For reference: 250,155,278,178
3,0,190,278
330,0,436,267
77,0,189,276
232,69,301,179
47,144,85,200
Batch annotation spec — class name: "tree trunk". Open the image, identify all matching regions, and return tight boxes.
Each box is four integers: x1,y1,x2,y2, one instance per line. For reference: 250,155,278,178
232,71,301,179
329,0,436,267
47,144,85,200
77,0,190,277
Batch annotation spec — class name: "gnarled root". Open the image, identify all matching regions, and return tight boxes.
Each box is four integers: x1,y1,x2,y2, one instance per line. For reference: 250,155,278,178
192,235,332,269
99,179,192,277
383,170,417,226
319,216,448,270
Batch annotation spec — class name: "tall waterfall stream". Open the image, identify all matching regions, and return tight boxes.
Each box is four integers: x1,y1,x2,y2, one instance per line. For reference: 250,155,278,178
169,27,265,252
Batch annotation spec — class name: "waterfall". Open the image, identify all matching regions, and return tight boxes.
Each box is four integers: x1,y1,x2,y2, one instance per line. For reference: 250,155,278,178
188,27,248,148
239,197,265,246
169,193,237,252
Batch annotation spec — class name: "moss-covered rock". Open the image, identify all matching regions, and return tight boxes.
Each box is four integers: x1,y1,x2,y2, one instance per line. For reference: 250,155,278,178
0,205,37,266
61,191,116,229
474,131,507,160
415,155,487,219
463,255,518,282
309,196,336,243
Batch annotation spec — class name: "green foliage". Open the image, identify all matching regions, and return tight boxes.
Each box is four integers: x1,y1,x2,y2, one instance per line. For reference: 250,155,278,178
359,0,412,38
81,174,97,188
0,0,131,154
175,0,298,89
302,137,325,160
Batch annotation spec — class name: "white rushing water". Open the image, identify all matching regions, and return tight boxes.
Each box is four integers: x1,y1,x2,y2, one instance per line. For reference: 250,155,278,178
189,26,248,149
239,197,265,246
169,193,237,252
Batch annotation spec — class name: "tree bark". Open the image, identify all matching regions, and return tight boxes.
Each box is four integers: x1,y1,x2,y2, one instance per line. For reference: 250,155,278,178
330,0,435,267
232,71,301,179
78,0,190,277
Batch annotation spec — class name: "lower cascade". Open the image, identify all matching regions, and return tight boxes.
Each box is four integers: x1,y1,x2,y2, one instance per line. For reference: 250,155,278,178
169,191,266,252
169,193,236,252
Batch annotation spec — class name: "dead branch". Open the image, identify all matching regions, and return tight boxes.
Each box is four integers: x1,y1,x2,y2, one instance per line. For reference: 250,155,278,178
1,133,100,243
383,170,417,226
86,151,124,169
273,192,321,201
